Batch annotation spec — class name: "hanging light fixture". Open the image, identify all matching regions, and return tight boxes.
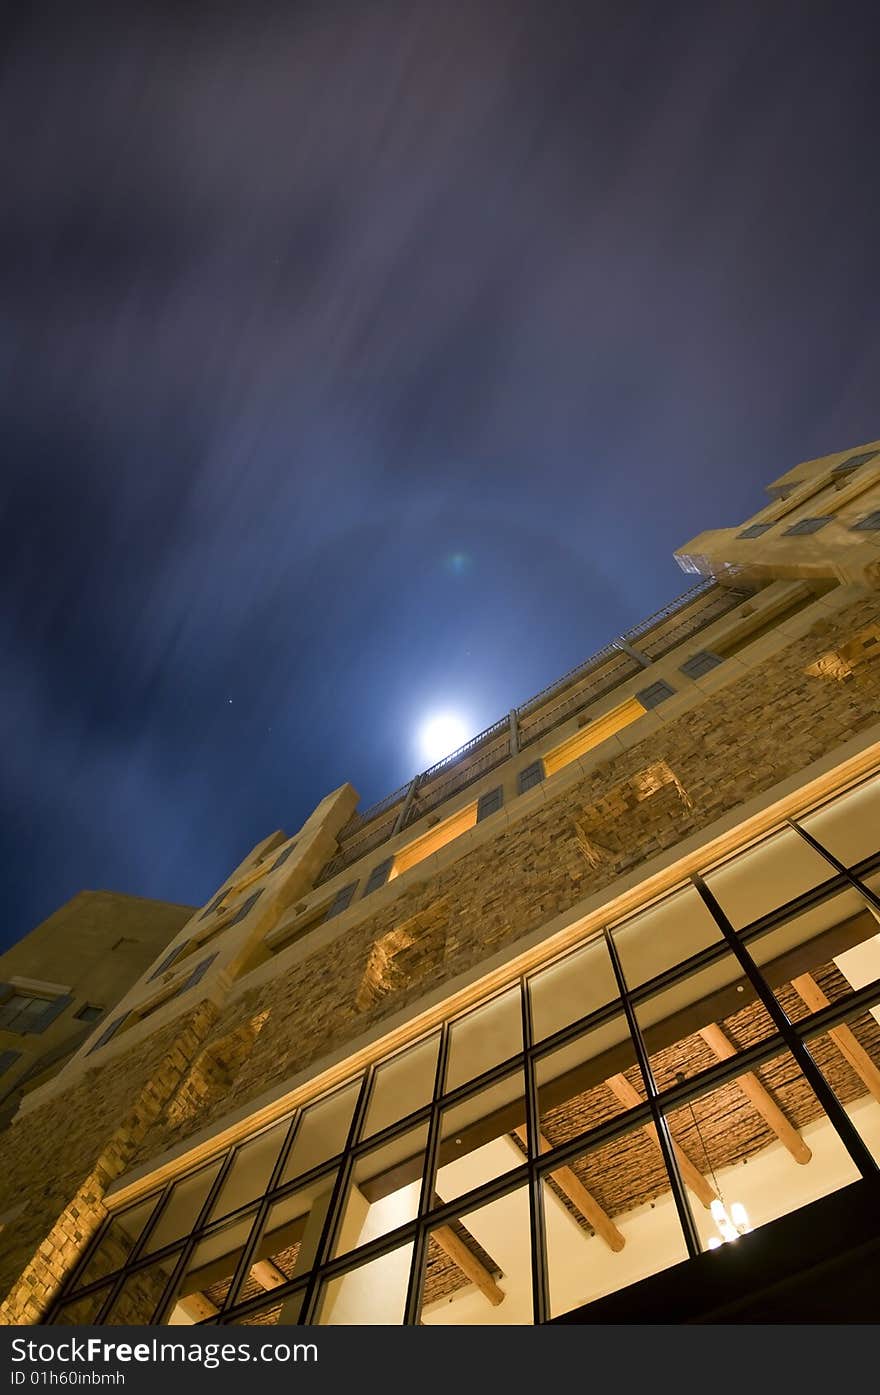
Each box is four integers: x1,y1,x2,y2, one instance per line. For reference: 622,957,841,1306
677,1074,752,1250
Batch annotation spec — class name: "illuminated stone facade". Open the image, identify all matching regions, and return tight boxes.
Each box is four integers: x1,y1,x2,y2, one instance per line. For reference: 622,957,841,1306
2,437,880,1325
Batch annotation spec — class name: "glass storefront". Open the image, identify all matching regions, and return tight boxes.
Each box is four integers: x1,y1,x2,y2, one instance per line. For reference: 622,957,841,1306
49,773,880,1325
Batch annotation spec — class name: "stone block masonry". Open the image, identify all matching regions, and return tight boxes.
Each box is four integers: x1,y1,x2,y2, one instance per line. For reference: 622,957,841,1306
3,589,880,1322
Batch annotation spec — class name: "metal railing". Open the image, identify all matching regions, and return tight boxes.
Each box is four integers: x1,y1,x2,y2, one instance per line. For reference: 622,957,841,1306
317,579,753,883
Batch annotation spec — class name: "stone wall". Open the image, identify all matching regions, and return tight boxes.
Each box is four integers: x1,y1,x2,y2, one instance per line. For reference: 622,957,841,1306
131,591,880,1160
3,590,880,1323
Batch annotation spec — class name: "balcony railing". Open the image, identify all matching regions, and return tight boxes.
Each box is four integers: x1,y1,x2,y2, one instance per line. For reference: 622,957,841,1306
315,578,752,884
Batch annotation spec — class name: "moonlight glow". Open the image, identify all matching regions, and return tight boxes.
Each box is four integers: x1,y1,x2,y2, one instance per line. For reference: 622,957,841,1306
419,713,470,765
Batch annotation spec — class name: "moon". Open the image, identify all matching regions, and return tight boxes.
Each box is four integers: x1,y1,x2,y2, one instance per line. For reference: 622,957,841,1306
419,712,470,766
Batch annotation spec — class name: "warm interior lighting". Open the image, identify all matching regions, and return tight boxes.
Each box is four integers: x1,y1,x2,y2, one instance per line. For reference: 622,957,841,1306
709,1197,751,1247
391,802,478,879
542,697,646,777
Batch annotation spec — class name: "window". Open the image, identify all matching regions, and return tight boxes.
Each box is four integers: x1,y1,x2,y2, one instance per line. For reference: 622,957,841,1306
518,760,544,795
269,842,297,872
833,450,877,474
0,988,70,1035
476,787,504,822
324,882,358,920
737,523,773,538
86,1013,129,1056
679,650,723,679
543,697,644,777
363,859,393,897
0,1049,21,1076
74,1004,103,1024
391,803,479,878
148,942,189,982
635,679,675,709
851,511,880,532
226,889,263,927
782,516,834,535
199,891,228,921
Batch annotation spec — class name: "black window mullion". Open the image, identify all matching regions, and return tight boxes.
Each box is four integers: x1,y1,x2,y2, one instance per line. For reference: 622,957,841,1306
789,816,880,918
151,1147,238,1323
298,1071,373,1323
690,870,877,1179
603,928,702,1259
221,1108,304,1312
403,1021,450,1325
521,976,549,1325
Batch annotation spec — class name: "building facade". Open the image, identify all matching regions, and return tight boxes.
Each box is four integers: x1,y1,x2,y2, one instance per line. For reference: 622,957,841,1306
2,437,880,1325
0,892,193,1133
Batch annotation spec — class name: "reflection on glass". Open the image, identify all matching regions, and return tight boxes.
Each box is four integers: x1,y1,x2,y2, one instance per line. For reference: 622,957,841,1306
664,1049,859,1254
249,1169,341,1290
421,1186,531,1326
142,1163,222,1255
536,1012,637,1147
208,1118,291,1222
315,1242,414,1324
331,1124,427,1259
529,936,617,1042
363,1036,438,1138
280,1081,361,1185
446,989,521,1092
804,1002,880,1165
74,1194,160,1288
435,1071,526,1204
102,1254,182,1324
545,1117,688,1318
611,886,723,989
52,1288,111,1324
704,827,835,931
162,1215,254,1323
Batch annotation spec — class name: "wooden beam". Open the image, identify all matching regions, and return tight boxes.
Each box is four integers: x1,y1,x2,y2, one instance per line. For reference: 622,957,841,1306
174,1292,219,1322
605,1073,717,1208
792,972,880,1105
251,1259,288,1290
698,1022,811,1164
432,1224,505,1306
513,1126,625,1252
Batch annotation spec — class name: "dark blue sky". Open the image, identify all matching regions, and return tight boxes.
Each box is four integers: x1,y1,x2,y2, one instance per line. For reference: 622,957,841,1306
2,0,879,945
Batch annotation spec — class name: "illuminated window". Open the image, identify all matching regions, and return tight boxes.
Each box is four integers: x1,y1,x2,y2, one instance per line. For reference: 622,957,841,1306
391,803,478,879
543,697,644,776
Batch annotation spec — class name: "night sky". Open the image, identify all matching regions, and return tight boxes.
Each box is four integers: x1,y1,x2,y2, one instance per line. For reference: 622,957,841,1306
2,1,879,946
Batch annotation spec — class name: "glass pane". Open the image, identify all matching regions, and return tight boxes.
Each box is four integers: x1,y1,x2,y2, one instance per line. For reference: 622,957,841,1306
746,887,873,1018
804,1000,880,1166
227,1291,305,1325
435,1071,526,1204
248,1169,341,1290
363,1035,439,1138
74,1194,161,1287
208,1118,291,1222
704,827,836,930
421,1185,531,1325
664,1049,860,1254
315,1241,414,1325
611,886,723,989
142,1162,222,1255
799,776,880,868
332,1124,427,1259
529,935,617,1042
163,1215,254,1323
536,1011,638,1147
545,1121,688,1319
634,949,777,1092
102,1253,182,1324
280,1081,361,1185
446,988,522,1092
52,1288,112,1324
